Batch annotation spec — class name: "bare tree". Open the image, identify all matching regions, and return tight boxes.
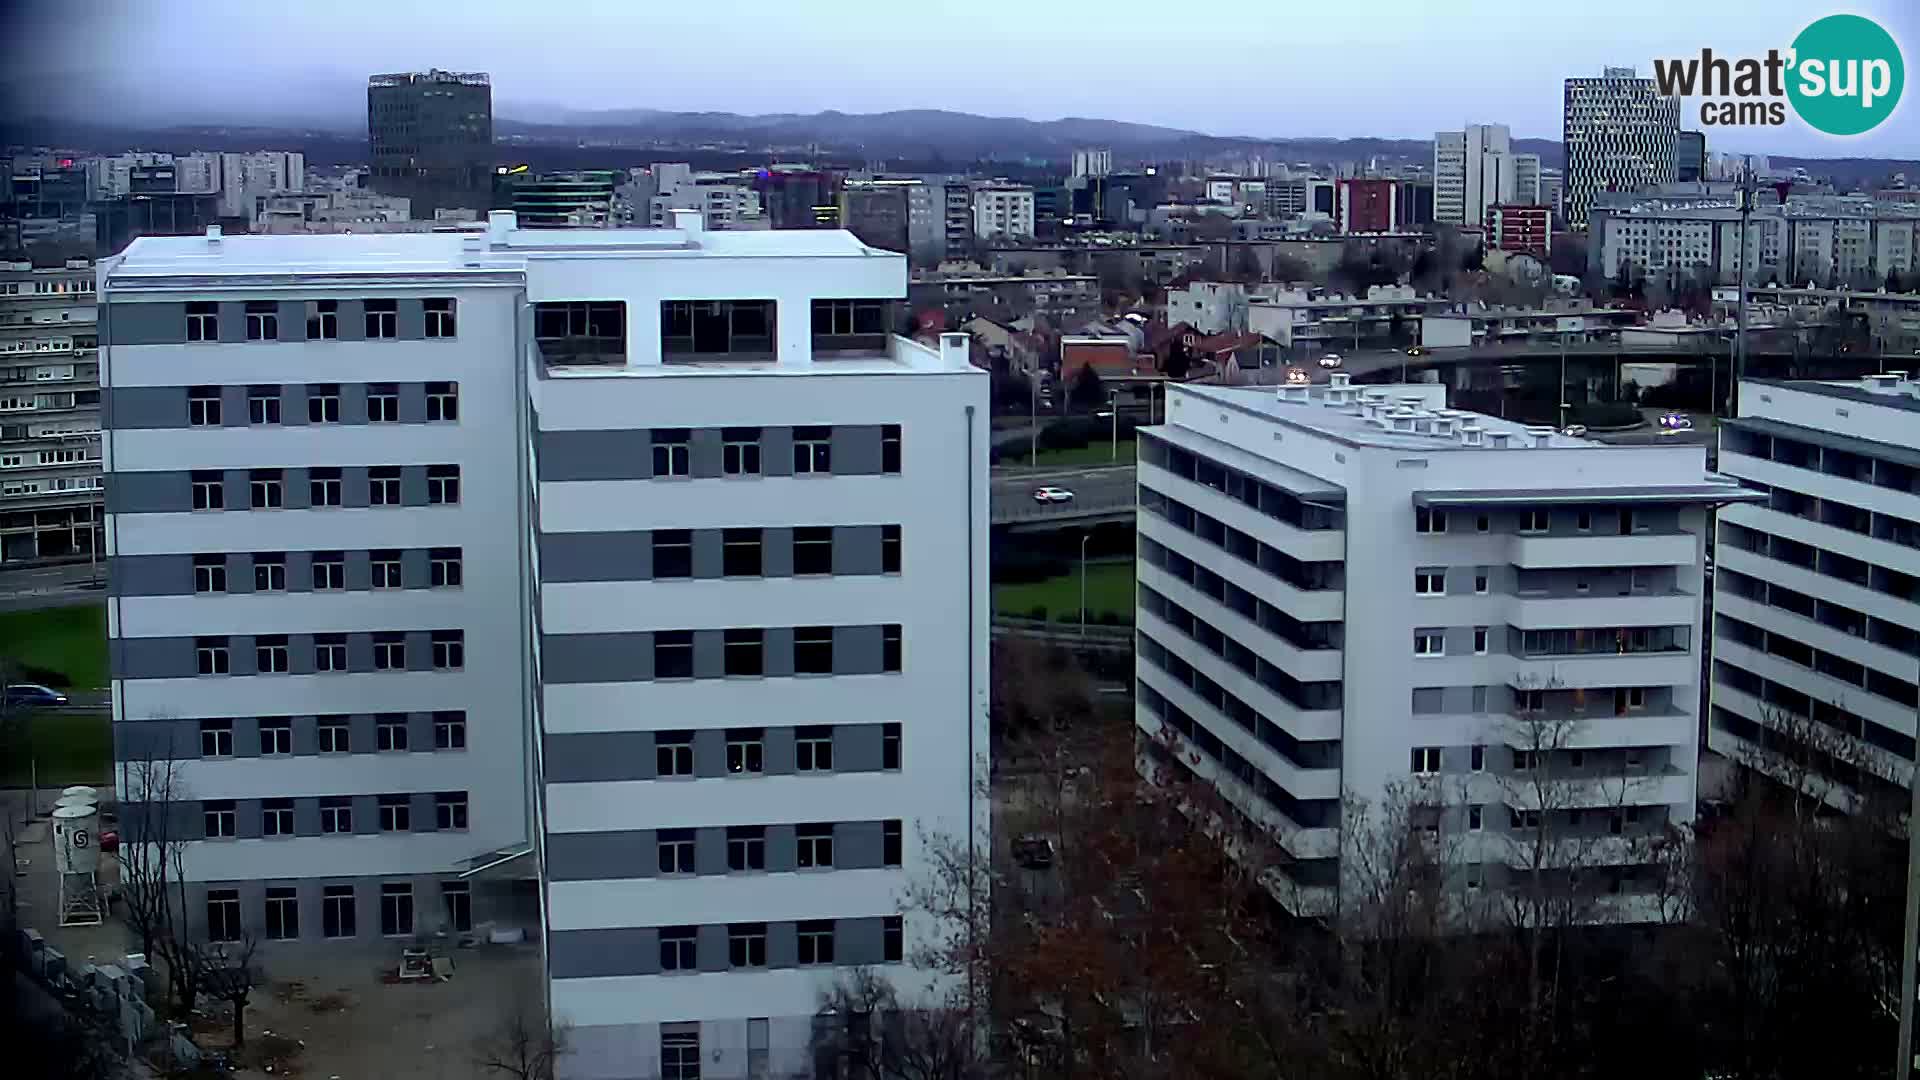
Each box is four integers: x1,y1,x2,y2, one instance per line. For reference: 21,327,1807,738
189,931,261,1050
115,736,210,1014
809,968,987,1080
474,996,571,1080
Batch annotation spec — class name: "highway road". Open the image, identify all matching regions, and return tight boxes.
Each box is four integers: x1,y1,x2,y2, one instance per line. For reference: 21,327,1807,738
0,561,107,613
991,465,1137,526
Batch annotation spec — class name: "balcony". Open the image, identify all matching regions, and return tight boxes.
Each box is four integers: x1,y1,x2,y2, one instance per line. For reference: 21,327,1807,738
1507,530,1697,569
662,299,775,363
535,301,627,368
810,299,894,358
1508,591,1696,630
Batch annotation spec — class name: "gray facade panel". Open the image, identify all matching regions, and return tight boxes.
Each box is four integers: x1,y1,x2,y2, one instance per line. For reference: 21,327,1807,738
114,636,193,680
550,928,657,979
281,382,308,426
114,719,195,761
347,633,376,673
398,382,428,424
344,550,372,591
543,732,655,783
398,299,427,341
697,924,729,973
293,797,321,837
765,921,798,969
222,469,248,510
689,428,724,479
762,726,796,775
105,301,186,345
277,301,305,341
232,716,260,756
411,792,438,833
281,467,311,510
352,795,379,836
286,634,316,676
538,430,653,482
292,716,320,756
235,798,263,839
226,553,253,594
763,626,795,678
694,827,727,875
835,821,885,870
692,727,726,778
112,553,193,597
400,465,429,507
765,824,797,873
540,531,651,583
341,466,370,507
349,713,377,753
216,303,248,344
407,713,436,754
834,624,885,675
220,385,248,428
762,527,793,577
762,427,794,478
836,724,885,773
690,529,722,579
690,630,724,680
401,549,430,590
838,917,884,966
833,526,883,575
546,830,655,882
107,471,191,514
339,383,369,425
404,631,434,672
106,386,188,430
335,300,365,342
833,425,884,475
542,632,652,684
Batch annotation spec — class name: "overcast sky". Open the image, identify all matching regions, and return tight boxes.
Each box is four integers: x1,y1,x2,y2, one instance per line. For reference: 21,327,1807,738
5,0,1914,158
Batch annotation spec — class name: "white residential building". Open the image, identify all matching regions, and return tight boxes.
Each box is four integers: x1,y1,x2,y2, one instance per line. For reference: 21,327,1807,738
1,259,101,563
1563,67,1680,227
972,185,1036,241
101,211,989,1080
1135,378,1754,918
1710,375,1920,811
1513,153,1542,207
1073,148,1113,178
1434,124,1516,229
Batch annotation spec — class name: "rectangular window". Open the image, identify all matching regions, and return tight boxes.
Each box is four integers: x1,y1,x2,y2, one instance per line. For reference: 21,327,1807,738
536,301,627,364
727,729,764,774
320,797,352,834
443,881,472,933
191,470,224,510
651,429,690,477
430,547,462,588
196,636,230,676
193,554,227,593
1471,744,1485,771
322,884,355,938
265,887,298,939
1520,509,1549,533
654,631,694,679
794,426,831,474
729,923,768,968
376,713,409,751
1475,569,1490,594
657,830,695,875
309,467,343,506
797,920,835,965
424,298,456,338
884,915,904,962
1415,506,1447,534
425,381,458,421
795,626,834,674
883,624,903,672
722,427,761,476
662,1028,701,1080
312,551,345,590
1576,510,1592,532
1475,514,1490,533
1410,746,1442,774
258,716,292,754
432,630,464,671
1413,630,1443,657
427,464,460,505
884,820,903,866
366,383,399,422
652,530,692,578
1474,627,1489,655
378,795,410,832
793,527,833,575
661,298,774,357
797,823,835,869
434,711,467,750
380,882,413,936
203,800,236,838
252,552,286,592
1415,569,1445,595
206,889,242,943
307,383,340,423
252,632,288,672
1512,749,1538,772
656,732,694,777
188,386,221,426
249,468,283,509
724,628,764,677
262,798,294,837
1520,688,1546,713
199,718,233,757
795,726,834,772
371,551,403,589
882,524,901,573
365,299,399,339
247,385,281,424
1469,805,1484,832
882,424,902,474
435,792,468,830
186,302,217,342
306,300,338,341
727,825,766,871
722,528,762,577
318,716,349,753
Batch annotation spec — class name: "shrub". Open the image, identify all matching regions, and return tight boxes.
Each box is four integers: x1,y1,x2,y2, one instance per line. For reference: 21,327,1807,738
1571,402,1642,428
20,664,71,689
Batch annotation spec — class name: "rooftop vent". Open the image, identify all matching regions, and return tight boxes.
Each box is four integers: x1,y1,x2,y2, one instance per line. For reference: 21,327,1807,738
1487,431,1512,448
1328,372,1352,389
1865,372,1902,394
1460,424,1485,447
1390,408,1416,433
205,225,222,246
460,233,483,267
1524,425,1557,447
486,210,516,244
1277,384,1312,404
1323,386,1355,408
1432,416,1458,438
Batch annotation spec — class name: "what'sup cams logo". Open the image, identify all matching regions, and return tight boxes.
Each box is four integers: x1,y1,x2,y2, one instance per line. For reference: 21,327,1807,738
1653,14,1904,135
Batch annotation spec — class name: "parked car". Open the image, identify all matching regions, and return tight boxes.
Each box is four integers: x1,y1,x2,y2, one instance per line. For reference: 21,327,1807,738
1285,366,1310,385
1659,412,1694,430
1405,346,1428,356
3,683,68,708
1013,834,1055,870
1031,486,1075,504
1561,424,1589,437
1318,353,1344,369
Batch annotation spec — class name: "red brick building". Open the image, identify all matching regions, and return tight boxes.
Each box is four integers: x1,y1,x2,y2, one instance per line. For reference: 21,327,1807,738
1486,203,1552,257
1336,178,1399,234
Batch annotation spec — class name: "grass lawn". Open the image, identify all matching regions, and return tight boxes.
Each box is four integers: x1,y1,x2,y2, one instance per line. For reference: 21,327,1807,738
994,560,1136,622
0,709,111,787
1014,438,1138,469
0,601,108,689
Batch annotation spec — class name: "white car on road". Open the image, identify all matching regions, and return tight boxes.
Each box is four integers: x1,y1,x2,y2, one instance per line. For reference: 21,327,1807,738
1318,353,1343,369
1031,486,1075,504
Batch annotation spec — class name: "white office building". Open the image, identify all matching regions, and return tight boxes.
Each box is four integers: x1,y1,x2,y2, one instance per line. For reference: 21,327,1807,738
972,185,1036,241
1710,375,1920,811
1073,148,1113,179
1563,67,1679,227
1434,124,1517,229
1135,378,1754,918
101,211,989,1079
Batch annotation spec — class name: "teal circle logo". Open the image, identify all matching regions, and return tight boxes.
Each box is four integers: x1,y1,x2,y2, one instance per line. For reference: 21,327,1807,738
1787,14,1904,136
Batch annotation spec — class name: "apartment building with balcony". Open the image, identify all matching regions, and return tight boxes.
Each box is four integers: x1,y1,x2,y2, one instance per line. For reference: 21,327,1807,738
1,258,102,563
1135,377,1755,918
1710,375,1920,811
101,211,988,1080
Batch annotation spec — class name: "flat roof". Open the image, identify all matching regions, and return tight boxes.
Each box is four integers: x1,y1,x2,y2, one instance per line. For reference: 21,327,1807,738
1745,377,1920,416
1183,382,1601,452
1414,485,1763,507
1724,415,1920,470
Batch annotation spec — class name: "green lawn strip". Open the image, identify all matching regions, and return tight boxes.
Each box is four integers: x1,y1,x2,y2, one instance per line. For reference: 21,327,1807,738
0,601,109,689
993,560,1136,622
1018,439,1138,469
0,709,112,788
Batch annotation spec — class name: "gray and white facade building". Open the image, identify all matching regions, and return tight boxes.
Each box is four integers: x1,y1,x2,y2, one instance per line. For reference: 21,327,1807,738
1562,67,1679,228
1135,378,1753,919
1,258,102,563
101,211,989,1079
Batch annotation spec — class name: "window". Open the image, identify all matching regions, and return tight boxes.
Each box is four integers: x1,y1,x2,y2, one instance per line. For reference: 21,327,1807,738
653,530,692,578
380,882,414,936
796,726,834,772
1620,508,1639,534
1475,569,1489,594
661,1027,701,1080
263,798,294,836
883,914,904,963
1520,509,1550,533
724,629,764,677
196,636,230,675
443,881,472,933
1576,510,1593,532
535,301,627,363
797,920,835,965
1519,688,1547,713
320,797,352,834
186,302,217,342
365,299,399,339
1411,746,1442,774
376,713,409,751
1414,630,1443,657
427,464,460,504
1415,506,1447,534
424,298,456,338
430,548,462,588
191,470,224,510
797,823,835,868
193,554,227,594
203,800,236,838
1474,627,1489,655
1469,805,1484,832
259,716,292,755
378,795,410,832
434,711,467,750
1512,749,1538,771
657,830,695,874
247,385,281,424
728,825,767,871
435,792,468,830
794,426,832,473
1471,745,1485,772
188,386,221,426
883,624,902,672
723,528,762,576
366,383,399,422
206,889,242,943
729,923,767,968
793,527,833,575
322,884,355,937
1415,569,1445,595
416,379,459,423
200,718,233,757
265,887,298,939
305,300,338,340
307,383,340,423
722,427,761,476
812,298,888,339
249,303,281,340
310,467,343,507
1618,686,1647,713
795,626,834,674
724,729,764,775
884,820,903,866
882,524,901,573
432,630,464,670
654,631,694,679
1510,808,1542,830
1475,514,1490,533
371,551,403,589
318,716,349,753
312,551,345,590
652,429,690,477
656,732,694,777
661,299,774,357
253,552,286,592
882,723,901,771
882,424,901,474
248,469,284,509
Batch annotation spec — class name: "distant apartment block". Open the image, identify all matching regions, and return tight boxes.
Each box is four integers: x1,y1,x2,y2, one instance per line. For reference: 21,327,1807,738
1434,124,1518,230
1335,178,1398,234
0,259,101,563
1591,194,1920,287
1487,204,1553,258
367,70,494,218
972,185,1036,242
1563,67,1680,227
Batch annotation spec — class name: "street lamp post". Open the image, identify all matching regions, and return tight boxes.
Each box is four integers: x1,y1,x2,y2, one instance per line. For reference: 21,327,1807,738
1078,533,1092,640
1029,368,1038,467
1107,390,1119,460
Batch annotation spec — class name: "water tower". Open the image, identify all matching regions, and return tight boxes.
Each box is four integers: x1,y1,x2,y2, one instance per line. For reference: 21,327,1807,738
51,802,104,927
